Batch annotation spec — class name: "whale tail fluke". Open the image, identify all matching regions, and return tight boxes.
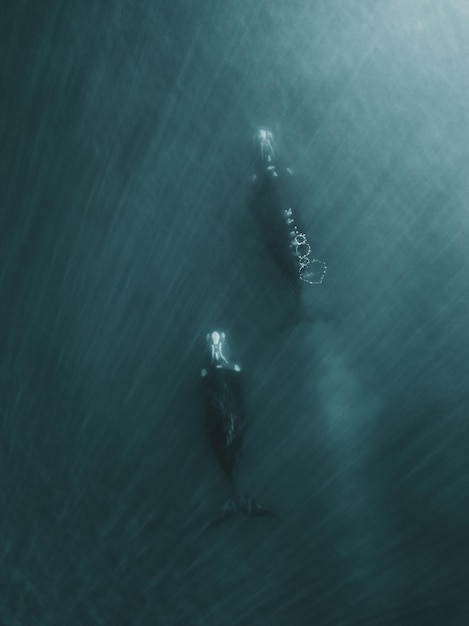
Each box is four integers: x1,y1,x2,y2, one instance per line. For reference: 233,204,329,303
206,494,275,529
238,494,275,518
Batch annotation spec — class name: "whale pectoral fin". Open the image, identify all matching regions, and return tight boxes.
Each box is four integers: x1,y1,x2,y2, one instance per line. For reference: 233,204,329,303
238,494,275,518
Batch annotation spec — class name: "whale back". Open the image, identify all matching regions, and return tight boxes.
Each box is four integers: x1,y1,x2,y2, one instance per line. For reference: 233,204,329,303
202,368,244,477
249,168,304,294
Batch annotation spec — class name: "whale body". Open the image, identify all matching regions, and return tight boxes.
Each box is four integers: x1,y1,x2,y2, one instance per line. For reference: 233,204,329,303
200,331,274,528
249,129,326,299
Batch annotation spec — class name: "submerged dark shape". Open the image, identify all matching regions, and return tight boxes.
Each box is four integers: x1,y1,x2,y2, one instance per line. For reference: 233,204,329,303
249,129,326,302
200,331,274,528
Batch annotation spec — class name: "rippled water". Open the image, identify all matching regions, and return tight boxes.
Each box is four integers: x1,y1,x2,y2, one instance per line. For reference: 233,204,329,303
1,1,469,624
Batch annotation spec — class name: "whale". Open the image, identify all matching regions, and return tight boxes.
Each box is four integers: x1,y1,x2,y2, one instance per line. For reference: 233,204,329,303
200,330,274,528
249,129,326,303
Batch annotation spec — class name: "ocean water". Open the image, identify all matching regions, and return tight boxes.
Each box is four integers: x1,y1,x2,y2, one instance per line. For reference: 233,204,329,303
1,1,469,624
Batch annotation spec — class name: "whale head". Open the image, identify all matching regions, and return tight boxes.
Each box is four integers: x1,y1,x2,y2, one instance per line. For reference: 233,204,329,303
206,330,234,368
207,330,228,366
253,128,277,174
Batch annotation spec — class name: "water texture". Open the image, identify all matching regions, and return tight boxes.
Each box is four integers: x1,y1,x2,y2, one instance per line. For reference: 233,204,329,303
1,1,469,624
